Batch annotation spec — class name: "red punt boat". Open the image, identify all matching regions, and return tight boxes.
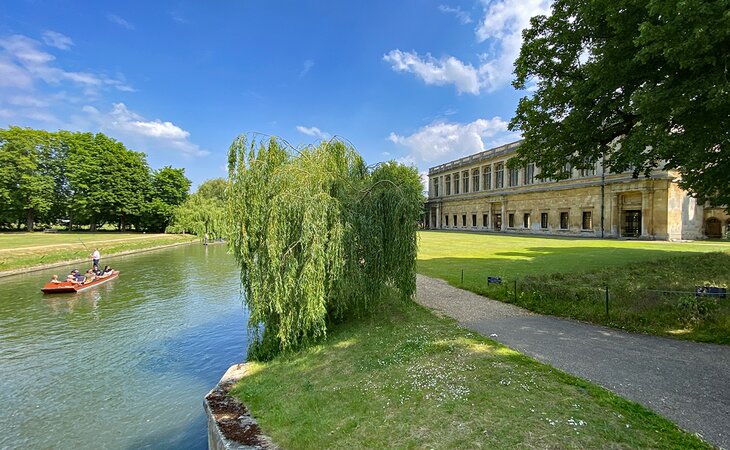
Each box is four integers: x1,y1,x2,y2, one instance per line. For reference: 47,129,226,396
41,271,120,294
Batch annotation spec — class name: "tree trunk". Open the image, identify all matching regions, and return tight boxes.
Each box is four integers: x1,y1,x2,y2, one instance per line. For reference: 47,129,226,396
120,214,126,231
90,215,97,232
26,210,34,232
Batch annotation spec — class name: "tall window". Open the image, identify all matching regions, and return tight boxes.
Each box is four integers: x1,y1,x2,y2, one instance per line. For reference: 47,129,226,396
541,212,548,229
582,211,593,230
453,215,457,226
509,168,519,187
445,175,451,195
483,166,492,190
495,163,504,188
472,214,477,227
560,211,569,229
454,173,460,194
508,213,515,228
433,178,439,197
445,215,449,226
580,165,596,177
472,169,480,191
494,213,502,230
462,214,467,226
563,163,573,179
523,213,530,228
482,214,489,228
462,170,469,193
525,163,535,185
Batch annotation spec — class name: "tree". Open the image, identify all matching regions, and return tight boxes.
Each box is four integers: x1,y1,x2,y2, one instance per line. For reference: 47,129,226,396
0,127,57,230
227,136,423,360
196,177,227,202
140,166,191,232
510,0,730,207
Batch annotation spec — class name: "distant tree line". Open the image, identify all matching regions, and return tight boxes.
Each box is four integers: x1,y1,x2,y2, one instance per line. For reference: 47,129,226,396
167,177,227,239
0,126,191,232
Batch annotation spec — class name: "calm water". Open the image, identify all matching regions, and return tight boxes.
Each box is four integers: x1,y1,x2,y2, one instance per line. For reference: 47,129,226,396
0,244,249,449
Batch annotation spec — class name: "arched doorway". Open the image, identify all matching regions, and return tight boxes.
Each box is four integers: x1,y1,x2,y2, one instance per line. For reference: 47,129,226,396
705,218,722,238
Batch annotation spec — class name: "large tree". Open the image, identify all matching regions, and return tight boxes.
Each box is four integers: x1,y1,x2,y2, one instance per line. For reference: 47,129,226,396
510,0,730,207
140,166,191,232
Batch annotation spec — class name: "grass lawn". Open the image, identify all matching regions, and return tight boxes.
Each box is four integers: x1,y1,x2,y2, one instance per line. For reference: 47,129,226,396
417,231,730,343
0,231,197,272
232,299,709,449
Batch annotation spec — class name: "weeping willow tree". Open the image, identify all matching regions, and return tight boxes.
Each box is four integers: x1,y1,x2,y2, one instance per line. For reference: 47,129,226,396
168,192,226,238
227,135,423,360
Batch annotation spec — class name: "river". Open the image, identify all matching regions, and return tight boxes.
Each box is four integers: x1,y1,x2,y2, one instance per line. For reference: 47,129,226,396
0,243,249,449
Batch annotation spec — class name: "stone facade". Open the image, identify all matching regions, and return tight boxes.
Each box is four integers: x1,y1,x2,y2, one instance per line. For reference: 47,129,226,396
425,141,727,240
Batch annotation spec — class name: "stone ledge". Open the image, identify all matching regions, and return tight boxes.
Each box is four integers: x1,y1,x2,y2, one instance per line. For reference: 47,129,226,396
204,363,278,450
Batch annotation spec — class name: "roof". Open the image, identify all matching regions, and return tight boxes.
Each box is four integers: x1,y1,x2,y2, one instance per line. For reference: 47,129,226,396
428,140,523,175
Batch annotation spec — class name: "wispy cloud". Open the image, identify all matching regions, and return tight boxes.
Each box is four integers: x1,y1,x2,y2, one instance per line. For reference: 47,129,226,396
169,10,189,24
299,59,314,78
388,117,517,165
385,0,552,94
107,13,135,30
42,31,73,50
296,125,330,140
438,5,473,24
84,103,209,157
383,50,480,95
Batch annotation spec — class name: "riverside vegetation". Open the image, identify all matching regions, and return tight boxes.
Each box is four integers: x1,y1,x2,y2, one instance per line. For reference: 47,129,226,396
417,232,730,344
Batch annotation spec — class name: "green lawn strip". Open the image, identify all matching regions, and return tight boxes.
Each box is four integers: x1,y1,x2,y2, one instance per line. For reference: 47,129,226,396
232,300,708,449
0,233,196,272
417,232,730,344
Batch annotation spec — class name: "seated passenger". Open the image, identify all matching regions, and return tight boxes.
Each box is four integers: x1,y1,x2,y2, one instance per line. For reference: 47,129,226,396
50,274,63,284
102,265,113,276
84,269,96,283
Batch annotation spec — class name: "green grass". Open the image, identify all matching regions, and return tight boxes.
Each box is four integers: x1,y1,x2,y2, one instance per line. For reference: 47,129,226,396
0,231,197,272
417,231,730,343
232,299,709,449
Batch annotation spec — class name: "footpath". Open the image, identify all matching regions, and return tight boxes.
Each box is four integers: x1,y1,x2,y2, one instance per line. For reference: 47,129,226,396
416,274,730,449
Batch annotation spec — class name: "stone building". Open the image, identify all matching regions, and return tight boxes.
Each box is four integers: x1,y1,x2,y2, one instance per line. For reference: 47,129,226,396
424,141,729,240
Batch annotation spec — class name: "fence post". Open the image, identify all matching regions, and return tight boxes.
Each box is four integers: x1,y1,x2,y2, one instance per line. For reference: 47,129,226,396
461,269,464,284
514,280,518,303
605,286,610,318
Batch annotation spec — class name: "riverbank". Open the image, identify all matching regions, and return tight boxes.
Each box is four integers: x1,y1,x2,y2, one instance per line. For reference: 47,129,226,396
0,232,198,277
230,297,709,449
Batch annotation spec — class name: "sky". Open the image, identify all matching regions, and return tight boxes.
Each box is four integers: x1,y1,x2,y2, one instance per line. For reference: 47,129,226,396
0,0,551,189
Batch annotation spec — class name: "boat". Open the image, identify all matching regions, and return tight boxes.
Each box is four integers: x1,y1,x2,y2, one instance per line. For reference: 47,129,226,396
41,271,120,294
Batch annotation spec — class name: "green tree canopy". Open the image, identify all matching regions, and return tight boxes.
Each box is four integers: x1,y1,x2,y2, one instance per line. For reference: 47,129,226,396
141,166,191,232
227,136,423,360
510,0,730,207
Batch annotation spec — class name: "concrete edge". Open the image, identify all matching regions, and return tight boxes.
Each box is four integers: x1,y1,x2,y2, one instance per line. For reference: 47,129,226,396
204,363,278,450
0,239,197,279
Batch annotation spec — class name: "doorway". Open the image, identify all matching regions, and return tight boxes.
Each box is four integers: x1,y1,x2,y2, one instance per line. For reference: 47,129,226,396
623,210,641,237
706,218,722,238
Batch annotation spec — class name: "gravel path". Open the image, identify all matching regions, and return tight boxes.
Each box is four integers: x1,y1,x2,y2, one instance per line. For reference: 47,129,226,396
416,274,730,449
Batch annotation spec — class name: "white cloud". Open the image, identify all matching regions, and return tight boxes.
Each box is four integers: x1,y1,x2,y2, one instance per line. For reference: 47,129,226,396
299,59,314,78
42,31,73,50
439,5,473,24
107,14,135,30
296,125,331,140
385,0,552,94
84,103,208,157
388,117,517,165
383,50,480,95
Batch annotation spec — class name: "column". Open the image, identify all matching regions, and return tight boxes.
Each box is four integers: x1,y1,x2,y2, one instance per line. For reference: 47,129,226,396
436,205,441,229
501,200,507,232
611,193,620,236
641,190,650,237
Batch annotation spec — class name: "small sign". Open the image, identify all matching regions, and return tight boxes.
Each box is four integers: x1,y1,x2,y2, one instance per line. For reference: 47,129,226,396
487,276,502,284
695,286,727,299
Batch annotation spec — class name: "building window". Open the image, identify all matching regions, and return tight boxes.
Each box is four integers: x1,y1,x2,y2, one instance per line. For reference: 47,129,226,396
462,214,467,226
494,213,502,230
482,166,492,190
445,175,451,195
462,170,469,193
580,166,596,177
560,211,569,229
454,173,460,194
482,214,489,228
453,215,457,227
523,213,530,228
433,178,439,197
445,215,449,226
582,211,593,230
563,163,573,179
525,163,535,185
508,213,515,228
541,212,548,229
472,214,477,227
495,163,504,188
509,168,519,187
472,169,480,191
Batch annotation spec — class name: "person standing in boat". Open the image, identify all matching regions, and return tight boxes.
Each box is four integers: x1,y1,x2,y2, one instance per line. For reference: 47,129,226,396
91,248,101,271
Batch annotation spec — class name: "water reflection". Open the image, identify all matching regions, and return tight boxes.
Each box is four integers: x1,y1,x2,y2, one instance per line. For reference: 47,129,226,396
0,244,248,450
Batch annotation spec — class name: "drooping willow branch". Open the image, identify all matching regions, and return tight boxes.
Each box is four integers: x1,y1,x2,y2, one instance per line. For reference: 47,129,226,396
226,135,424,360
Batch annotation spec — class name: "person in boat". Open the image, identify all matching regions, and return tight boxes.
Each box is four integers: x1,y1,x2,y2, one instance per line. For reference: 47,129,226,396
65,274,76,283
91,248,101,272
101,265,113,277
84,269,96,284
71,269,85,284
50,275,63,284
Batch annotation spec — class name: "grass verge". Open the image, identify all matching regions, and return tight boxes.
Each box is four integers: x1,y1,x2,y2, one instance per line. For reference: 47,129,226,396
232,299,709,449
417,231,730,343
0,232,197,272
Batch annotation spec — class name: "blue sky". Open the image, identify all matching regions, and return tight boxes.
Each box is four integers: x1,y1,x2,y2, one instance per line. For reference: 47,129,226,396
0,0,550,189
